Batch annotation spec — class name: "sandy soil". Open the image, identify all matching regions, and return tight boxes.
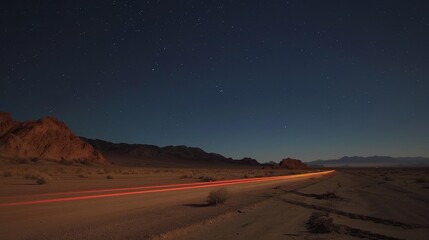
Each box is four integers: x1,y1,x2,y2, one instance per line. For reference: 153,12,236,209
0,165,328,240
1,167,428,240
157,168,429,240
0,164,308,196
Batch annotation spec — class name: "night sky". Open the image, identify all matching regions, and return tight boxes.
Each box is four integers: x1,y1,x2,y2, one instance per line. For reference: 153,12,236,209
1,1,429,162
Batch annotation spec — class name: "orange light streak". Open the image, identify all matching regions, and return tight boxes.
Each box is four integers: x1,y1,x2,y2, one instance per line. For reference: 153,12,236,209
0,170,334,207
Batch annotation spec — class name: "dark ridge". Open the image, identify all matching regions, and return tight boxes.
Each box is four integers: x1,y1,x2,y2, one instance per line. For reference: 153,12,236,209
308,156,429,167
81,137,261,167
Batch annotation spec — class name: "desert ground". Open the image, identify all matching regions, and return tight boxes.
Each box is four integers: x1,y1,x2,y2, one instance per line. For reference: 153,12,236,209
0,165,428,240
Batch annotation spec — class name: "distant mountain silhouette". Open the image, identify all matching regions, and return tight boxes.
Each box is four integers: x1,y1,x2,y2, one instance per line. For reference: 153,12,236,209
308,156,429,167
261,158,310,170
0,112,106,164
82,138,261,167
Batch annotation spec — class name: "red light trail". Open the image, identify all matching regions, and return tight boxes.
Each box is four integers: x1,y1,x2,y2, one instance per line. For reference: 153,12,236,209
0,170,334,207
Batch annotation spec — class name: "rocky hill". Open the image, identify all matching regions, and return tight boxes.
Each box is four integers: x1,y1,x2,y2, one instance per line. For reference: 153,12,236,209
279,158,310,169
0,112,106,164
82,138,260,167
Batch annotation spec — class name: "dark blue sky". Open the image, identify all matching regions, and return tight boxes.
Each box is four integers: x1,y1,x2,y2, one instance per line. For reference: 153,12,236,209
1,1,428,162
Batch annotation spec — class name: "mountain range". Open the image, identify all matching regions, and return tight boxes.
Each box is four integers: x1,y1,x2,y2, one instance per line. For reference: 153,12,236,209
3,112,424,168
0,112,260,167
82,137,260,167
308,156,429,167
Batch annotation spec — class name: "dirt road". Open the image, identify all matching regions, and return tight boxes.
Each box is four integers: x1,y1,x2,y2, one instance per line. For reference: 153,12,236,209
0,170,333,240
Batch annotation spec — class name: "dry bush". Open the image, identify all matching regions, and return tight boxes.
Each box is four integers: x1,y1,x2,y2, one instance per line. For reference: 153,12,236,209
384,176,394,181
2,170,13,177
415,177,427,183
25,171,42,180
207,188,229,205
36,176,48,185
24,170,50,184
307,212,334,233
106,175,114,179
200,176,217,182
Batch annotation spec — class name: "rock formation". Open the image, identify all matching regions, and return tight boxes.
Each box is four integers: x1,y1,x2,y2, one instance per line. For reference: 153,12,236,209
0,112,106,164
262,161,280,169
279,157,309,169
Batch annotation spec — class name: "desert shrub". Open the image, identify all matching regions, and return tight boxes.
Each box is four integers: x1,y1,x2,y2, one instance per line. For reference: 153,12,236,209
307,212,334,233
78,174,87,178
106,175,114,179
415,177,427,183
2,170,13,177
384,176,394,181
97,169,106,174
200,176,217,182
243,173,249,178
207,188,228,205
36,176,48,185
23,170,50,184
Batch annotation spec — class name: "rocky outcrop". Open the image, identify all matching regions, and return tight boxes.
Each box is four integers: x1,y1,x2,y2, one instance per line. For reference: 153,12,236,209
279,158,309,169
0,112,106,164
262,161,280,169
0,112,17,136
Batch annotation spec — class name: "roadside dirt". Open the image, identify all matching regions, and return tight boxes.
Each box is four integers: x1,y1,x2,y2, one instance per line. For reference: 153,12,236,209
158,169,429,240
